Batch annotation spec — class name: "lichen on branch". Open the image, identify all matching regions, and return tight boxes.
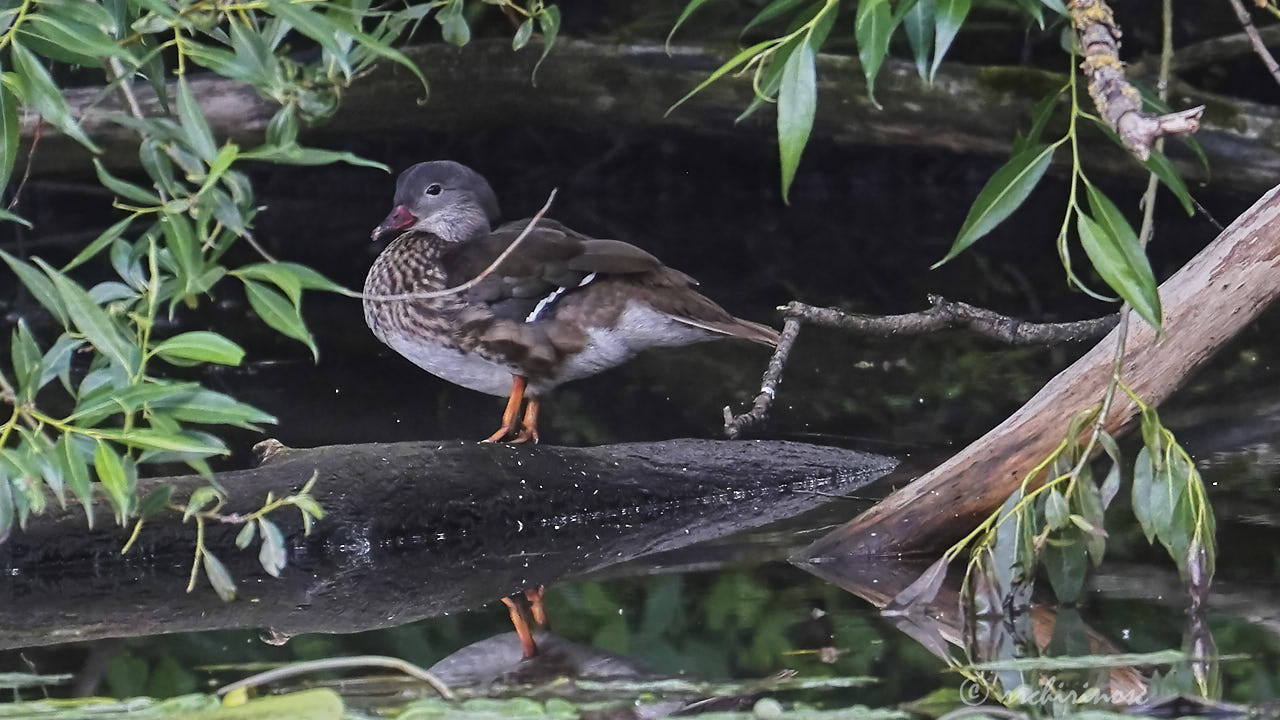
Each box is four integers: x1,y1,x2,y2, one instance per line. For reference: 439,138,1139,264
1069,0,1203,161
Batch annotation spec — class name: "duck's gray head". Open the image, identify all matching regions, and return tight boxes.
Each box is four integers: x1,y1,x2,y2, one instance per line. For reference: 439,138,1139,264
370,160,501,243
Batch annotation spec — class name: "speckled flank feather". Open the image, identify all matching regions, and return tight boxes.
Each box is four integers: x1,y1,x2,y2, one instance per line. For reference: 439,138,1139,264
365,167,778,399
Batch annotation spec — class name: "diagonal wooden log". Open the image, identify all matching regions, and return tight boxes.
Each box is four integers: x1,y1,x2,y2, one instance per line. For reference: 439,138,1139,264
803,182,1280,558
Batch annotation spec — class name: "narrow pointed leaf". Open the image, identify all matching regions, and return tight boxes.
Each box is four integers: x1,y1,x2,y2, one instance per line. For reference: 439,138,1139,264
668,39,778,115
1080,186,1162,328
243,279,318,360
531,5,560,85
667,0,716,53
0,65,18,196
34,259,139,374
903,0,936,80
930,0,970,81
741,0,807,36
2,251,68,325
777,42,816,203
153,331,246,366
63,215,136,271
935,144,1055,266
856,0,895,106
1143,150,1195,217
203,550,237,601
258,517,287,577
94,441,131,523
10,41,101,153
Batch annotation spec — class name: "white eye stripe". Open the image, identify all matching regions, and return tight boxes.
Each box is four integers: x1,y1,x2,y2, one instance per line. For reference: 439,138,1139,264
524,272,597,323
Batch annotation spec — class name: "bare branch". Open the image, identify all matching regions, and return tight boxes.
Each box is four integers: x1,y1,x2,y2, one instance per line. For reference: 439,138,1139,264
783,298,1117,344
723,317,801,440
217,655,455,701
1226,0,1280,88
1069,0,1204,161
721,297,1118,438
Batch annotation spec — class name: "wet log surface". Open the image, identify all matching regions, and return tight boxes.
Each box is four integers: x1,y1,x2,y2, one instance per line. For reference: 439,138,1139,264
0,438,894,650
27,39,1280,189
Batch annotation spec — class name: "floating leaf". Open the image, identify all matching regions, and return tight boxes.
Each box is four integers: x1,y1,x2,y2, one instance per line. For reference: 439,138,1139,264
935,144,1055,266
777,42,816,203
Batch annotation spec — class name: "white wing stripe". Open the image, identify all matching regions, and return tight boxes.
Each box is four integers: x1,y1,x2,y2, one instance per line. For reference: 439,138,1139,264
524,272,597,323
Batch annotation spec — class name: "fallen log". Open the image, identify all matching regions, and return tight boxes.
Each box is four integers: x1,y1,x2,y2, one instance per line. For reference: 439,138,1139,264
0,438,893,650
803,182,1280,558
24,39,1280,190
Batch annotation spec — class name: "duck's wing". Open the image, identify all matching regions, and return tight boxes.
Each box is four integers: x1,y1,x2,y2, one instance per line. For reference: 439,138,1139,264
441,218,663,322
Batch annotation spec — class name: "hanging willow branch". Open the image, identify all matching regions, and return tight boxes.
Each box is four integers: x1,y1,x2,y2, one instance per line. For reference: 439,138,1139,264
1068,0,1203,161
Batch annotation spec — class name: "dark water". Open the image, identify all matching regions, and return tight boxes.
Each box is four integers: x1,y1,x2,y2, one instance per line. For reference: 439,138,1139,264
2,122,1279,715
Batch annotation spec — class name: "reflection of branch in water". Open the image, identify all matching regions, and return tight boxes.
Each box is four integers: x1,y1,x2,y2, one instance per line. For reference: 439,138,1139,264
217,655,455,700
723,297,1117,438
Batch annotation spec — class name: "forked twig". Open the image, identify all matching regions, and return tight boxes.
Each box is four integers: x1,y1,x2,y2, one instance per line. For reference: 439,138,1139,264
723,298,1119,438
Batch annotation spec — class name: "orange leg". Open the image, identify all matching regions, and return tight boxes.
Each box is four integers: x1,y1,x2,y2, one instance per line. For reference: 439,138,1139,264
500,596,539,659
482,376,526,443
512,397,540,444
524,586,548,628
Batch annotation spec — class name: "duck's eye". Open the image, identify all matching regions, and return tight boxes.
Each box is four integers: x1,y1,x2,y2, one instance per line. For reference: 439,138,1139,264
424,183,443,196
